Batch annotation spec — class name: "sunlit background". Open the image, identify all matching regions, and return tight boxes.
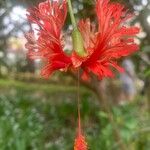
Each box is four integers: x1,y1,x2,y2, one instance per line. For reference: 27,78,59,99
0,0,149,150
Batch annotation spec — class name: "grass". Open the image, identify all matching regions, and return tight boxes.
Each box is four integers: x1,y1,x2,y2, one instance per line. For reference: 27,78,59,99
0,79,78,93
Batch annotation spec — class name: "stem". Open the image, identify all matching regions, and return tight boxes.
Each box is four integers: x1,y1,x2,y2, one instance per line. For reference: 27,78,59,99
77,69,81,135
67,0,77,29
67,1,83,134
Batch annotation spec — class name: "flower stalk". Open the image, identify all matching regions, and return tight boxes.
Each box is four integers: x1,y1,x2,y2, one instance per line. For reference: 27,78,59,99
67,1,88,149
67,0,77,29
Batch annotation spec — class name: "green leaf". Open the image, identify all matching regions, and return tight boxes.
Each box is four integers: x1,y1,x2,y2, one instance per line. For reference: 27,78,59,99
98,111,108,119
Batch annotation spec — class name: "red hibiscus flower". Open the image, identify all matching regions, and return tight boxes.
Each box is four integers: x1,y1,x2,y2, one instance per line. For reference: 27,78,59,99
25,0,71,78
25,1,139,149
25,0,139,79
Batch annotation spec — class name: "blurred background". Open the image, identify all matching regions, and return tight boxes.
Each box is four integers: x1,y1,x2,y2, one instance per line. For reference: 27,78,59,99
0,0,149,149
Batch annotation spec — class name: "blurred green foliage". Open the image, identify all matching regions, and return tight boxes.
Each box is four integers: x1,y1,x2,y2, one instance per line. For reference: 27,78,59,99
0,0,150,78
0,79,149,150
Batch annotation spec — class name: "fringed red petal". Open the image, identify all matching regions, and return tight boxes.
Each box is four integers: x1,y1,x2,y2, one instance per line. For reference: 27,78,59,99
25,0,71,78
73,0,140,79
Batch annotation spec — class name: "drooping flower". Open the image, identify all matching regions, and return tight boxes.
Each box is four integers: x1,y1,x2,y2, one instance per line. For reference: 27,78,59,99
72,0,140,80
25,0,140,149
25,0,139,80
25,0,72,78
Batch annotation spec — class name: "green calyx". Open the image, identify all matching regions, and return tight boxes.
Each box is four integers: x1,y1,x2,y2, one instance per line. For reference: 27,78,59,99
67,0,86,57
72,29,87,57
